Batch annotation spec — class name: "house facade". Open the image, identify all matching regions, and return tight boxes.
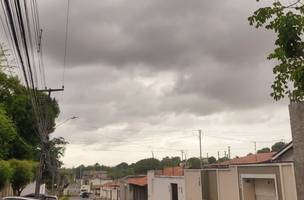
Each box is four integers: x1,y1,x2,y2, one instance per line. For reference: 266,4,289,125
100,181,120,200
119,175,147,200
148,167,185,200
184,148,297,200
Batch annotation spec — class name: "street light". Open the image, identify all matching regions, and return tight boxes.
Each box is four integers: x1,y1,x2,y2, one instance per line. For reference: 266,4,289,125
55,116,79,128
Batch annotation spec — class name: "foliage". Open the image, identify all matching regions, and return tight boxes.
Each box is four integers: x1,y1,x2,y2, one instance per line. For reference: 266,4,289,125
217,156,230,163
133,158,162,174
0,105,17,159
257,147,271,153
207,156,217,164
249,0,304,102
0,68,60,160
0,160,12,189
60,196,70,200
187,157,201,169
9,159,35,196
271,141,286,152
160,156,181,167
108,163,135,179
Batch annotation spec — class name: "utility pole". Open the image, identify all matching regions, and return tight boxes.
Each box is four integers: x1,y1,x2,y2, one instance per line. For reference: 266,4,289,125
228,146,231,159
35,87,65,197
198,130,203,168
224,151,227,158
180,150,184,161
38,86,64,97
217,151,220,160
254,141,257,154
151,151,154,159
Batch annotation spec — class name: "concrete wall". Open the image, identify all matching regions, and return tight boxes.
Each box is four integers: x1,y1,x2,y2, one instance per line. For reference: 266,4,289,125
217,169,239,200
0,183,13,198
184,170,202,200
148,171,185,200
201,170,218,200
101,188,119,200
281,164,297,200
280,149,294,162
237,165,283,200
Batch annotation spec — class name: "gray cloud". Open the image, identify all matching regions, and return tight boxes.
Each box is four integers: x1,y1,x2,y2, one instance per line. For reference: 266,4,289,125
36,0,292,166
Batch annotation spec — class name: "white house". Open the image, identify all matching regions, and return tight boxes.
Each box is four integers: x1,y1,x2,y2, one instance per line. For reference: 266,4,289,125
148,167,185,200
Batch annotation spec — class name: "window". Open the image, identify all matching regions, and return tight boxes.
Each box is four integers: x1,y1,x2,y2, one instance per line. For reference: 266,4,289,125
171,183,178,200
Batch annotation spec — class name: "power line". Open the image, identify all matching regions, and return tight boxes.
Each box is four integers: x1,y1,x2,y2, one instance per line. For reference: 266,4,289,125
62,0,70,90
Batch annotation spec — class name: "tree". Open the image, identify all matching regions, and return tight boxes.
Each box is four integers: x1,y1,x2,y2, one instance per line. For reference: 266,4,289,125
257,147,271,153
187,157,201,169
249,1,304,198
9,159,35,196
0,105,17,159
271,141,286,152
207,156,217,164
0,160,12,190
133,158,161,174
0,69,60,160
161,156,181,168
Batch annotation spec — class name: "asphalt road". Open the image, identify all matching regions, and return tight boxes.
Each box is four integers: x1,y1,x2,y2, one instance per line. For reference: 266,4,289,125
70,196,91,200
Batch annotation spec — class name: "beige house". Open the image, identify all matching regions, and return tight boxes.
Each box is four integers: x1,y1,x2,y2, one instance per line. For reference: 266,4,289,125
185,163,296,200
184,146,297,200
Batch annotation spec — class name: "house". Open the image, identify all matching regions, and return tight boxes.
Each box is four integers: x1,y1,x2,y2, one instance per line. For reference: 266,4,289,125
184,150,297,200
80,170,111,194
100,181,120,200
119,175,147,200
148,167,185,200
272,141,293,162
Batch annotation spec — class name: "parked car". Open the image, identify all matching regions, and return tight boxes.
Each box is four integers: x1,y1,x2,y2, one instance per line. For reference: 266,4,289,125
81,192,90,198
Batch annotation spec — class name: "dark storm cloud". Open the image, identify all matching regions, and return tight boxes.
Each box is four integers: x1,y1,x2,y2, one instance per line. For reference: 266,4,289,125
40,0,274,69
42,0,282,132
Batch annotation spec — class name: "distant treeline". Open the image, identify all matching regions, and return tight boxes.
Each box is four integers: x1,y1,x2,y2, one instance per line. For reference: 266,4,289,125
72,156,217,179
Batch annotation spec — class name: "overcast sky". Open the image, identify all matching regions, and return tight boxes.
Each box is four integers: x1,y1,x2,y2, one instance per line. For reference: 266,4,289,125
28,0,293,167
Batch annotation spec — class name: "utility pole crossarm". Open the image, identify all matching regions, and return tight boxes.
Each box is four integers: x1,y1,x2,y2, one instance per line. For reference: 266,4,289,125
38,87,64,97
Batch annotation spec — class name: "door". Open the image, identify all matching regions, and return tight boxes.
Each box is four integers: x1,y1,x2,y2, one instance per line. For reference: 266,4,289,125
171,183,178,200
254,179,276,200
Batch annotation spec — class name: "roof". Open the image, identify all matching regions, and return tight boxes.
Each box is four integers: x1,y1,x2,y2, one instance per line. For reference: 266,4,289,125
156,166,184,176
215,152,275,166
272,142,293,161
127,176,147,186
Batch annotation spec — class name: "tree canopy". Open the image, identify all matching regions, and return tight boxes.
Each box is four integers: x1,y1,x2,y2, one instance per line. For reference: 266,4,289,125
0,160,12,189
249,0,304,101
9,159,35,196
0,69,60,160
257,147,271,153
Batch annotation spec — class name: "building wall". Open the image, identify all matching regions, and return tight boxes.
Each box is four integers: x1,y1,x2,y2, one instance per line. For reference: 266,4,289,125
281,164,297,200
184,170,202,200
280,149,294,162
201,170,218,200
0,183,13,198
237,165,282,200
148,171,185,200
217,169,239,200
